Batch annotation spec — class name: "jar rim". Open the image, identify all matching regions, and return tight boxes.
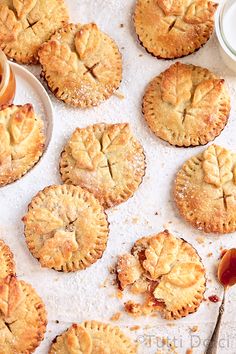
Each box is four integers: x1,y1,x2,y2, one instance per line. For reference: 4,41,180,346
218,0,236,57
0,50,10,97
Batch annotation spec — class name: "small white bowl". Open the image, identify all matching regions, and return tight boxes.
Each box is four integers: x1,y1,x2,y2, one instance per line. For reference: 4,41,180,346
215,0,236,73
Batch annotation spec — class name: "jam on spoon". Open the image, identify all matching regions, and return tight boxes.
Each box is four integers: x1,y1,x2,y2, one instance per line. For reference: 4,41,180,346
206,248,236,354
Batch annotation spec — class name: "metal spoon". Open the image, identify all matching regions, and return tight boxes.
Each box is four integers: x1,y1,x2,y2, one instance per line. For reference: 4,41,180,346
206,248,236,354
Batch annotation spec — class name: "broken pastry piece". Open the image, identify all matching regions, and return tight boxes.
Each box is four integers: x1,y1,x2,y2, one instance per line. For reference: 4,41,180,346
116,230,206,320
38,23,122,108
49,321,137,354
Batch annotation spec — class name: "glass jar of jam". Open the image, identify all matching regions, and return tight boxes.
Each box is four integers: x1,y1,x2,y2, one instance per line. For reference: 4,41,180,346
0,50,16,107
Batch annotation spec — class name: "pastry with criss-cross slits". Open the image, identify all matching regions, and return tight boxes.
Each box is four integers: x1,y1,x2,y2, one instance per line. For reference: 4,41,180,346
175,144,236,233
59,123,146,208
49,321,137,354
116,230,206,320
143,62,230,147
0,275,47,353
134,0,217,59
38,23,122,108
0,0,69,64
0,239,15,278
22,184,109,272
0,104,45,187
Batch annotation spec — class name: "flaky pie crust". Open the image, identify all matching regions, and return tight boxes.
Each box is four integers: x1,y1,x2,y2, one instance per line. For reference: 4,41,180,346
23,184,109,272
60,123,146,209
0,104,45,187
116,230,206,320
49,321,137,354
143,62,230,147
38,23,122,108
0,275,47,353
0,0,69,64
175,144,236,233
134,0,217,59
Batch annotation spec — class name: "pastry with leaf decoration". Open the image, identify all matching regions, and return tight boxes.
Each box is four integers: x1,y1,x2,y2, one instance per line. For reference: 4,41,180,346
38,23,122,108
116,230,206,320
175,144,236,233
0,239,15,278
0,104,45,187
134,0,217,59
0,0,69,64
22,184,109,272
59,123,146,209
49,321,137,354
0,275,47,353
143,62,230,146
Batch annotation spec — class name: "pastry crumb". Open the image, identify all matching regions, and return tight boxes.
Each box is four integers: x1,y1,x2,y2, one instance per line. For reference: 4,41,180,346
120,23,124,28
196,236,205,245
110,312,122,321
116,290,123,299
186,349,193,354
114,91,125,99
130,325,140,331
132,217,139,224
190,325,198,332
207,252,213,257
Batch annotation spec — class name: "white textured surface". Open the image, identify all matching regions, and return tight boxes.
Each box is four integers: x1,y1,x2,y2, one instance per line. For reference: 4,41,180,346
1,1,236,353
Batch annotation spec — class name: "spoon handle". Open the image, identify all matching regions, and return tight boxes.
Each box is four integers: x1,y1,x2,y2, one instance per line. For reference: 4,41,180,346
205,290,226,354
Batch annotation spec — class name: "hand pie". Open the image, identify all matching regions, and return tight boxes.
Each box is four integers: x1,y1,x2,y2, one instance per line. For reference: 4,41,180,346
134,0,217,59
22,184,109,272
49,321,137,354
0,275,47,353
0,0,69,64
0,239,15,278
143,62,230,147
38,23,122,108
60,123,146,208
175,144,236,233
116,230,206,320
0,104,45,187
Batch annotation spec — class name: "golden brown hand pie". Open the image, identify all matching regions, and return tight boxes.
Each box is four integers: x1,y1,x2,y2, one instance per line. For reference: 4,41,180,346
60,123,146,209
175,144,236,233
0,0,69,64
0,275,47,353
143,62,230,147
38,23,122,108
134,0,217,59
49,321,137,354
0,104,45,187
23,184,109,272
0,239,15,278
116,230,206,320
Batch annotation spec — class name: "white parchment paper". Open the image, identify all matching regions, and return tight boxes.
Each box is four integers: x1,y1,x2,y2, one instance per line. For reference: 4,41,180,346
1,1,236,353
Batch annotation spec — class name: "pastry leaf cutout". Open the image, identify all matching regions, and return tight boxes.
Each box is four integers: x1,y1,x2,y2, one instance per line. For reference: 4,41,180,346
13,0,37,19
143,233,179,280
161,62,192,107
165,262,204,287
203,145,233,187
157,0,183,16
102,124,130,152
184,1,217,24
39,40,78,75
65,325,92,354
70,128,105,171
192,79,224,109
38,230,78,268
0,5,22,42
0,124,11,163
0,276,24,318
117,254,143,289
9,104,35,144
75,23,101,60
30,208,64,234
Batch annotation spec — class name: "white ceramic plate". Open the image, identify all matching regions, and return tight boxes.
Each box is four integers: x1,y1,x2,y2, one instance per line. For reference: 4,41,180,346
11,62,53,151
